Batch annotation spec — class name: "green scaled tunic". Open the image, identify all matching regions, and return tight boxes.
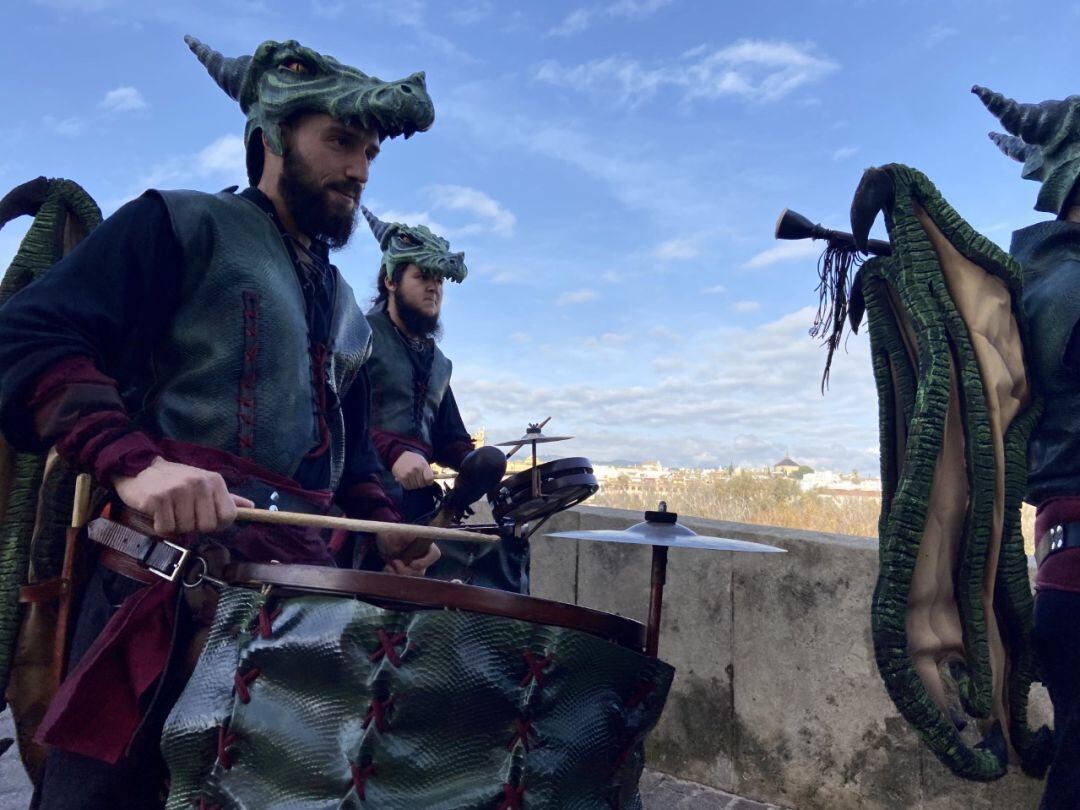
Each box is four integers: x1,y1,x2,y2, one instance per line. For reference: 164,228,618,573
852,164,1050,780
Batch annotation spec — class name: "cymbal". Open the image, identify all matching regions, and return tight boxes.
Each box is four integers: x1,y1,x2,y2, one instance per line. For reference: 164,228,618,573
546,506,785,554
494,434,573,447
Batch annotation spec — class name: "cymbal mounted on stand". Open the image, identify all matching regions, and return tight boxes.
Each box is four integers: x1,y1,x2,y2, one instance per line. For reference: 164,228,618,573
547,500,786,658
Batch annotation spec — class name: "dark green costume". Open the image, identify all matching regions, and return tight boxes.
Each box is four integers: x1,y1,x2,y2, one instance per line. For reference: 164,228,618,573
144,189,371,488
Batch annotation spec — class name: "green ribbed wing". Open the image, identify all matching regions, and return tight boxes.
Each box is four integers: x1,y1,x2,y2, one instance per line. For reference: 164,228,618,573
852,164,1049,780
0,178,101,710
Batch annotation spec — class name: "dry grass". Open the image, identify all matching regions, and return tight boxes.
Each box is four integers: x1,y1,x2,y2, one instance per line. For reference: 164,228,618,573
591,475,1040,552
589,475,882,538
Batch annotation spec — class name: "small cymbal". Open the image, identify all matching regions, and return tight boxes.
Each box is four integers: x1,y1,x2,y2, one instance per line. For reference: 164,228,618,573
494,434,573,447
545,503,785,554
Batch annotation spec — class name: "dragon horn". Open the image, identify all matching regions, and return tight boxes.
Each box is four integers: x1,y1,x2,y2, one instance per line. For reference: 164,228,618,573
185,35,251,102
988,131,1037,163
972,84,1068,147
361,206,392,246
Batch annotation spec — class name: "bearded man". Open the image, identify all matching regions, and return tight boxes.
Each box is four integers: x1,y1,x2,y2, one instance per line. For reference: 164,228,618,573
0,36,435,809
358,210,523,590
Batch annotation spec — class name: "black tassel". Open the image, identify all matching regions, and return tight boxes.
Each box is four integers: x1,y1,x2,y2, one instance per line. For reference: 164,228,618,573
809,241,863,392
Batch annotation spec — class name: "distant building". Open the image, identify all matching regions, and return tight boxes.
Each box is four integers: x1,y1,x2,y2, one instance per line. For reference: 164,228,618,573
774,456,800,475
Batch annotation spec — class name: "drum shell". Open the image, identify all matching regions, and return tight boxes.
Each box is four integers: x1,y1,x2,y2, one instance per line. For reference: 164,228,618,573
490,457,599,525
163,586,673,809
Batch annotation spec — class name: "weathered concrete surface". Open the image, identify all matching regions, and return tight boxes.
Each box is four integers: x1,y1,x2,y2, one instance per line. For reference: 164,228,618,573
532,506,1052,810
1,710,31,808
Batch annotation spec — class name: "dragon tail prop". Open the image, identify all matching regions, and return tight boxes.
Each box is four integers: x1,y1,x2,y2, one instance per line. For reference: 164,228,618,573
846,164,1051,780
0,177,101,782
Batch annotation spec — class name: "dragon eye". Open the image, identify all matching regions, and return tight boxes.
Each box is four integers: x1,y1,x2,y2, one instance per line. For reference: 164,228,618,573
396,234,419,247
283,59,312,75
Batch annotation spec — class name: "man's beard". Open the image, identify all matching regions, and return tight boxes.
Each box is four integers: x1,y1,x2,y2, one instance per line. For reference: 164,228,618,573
394,286,442,341
278,145,360,250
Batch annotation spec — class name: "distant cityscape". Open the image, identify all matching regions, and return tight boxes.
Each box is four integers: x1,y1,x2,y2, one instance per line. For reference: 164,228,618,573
473,421,883,502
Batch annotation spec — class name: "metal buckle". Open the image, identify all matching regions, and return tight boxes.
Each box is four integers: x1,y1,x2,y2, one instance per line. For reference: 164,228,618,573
149,540,191,582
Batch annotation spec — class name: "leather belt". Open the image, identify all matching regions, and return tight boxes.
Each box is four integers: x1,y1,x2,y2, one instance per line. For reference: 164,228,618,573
1035,521,1080,566
98,546,159,585
87,516,190,583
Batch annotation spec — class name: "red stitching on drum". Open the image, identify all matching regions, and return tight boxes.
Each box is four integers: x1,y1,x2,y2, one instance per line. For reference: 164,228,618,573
233,667,261,704
350,762,377,800
625,680,656,708
362,695,398,732
497,783,526,810
520,651,554,689
368,629,408,667
252,604,282,640
216,724,239,771
506,717,536,752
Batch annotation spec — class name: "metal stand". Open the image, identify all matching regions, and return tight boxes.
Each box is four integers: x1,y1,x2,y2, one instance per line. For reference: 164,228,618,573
645,544,669,658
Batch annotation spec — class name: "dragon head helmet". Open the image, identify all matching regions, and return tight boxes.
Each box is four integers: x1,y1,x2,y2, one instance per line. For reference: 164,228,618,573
362,206,467,284
185,35,435,182
973,85,1080,216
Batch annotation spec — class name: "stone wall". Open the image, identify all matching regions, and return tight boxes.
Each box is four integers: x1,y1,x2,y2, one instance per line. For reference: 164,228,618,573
532,506,1050,810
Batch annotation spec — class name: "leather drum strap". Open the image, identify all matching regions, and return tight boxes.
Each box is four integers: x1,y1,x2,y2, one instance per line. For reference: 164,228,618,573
227,561,645,651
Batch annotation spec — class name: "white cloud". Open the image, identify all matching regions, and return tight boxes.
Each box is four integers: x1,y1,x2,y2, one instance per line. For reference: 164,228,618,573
557,289,600,306
654,238,700,261
428,185,516,236
831,146,859,161
43,116,87,138
196,134,245,176
509,332,531,344
740,239,821,270
456,306,881,472
733,300,760,313
536,38,838,106
449,0,493,24
101,86,146,112
924,24,956,48
550,0,673,36
700,284,726,294
550,8,593,35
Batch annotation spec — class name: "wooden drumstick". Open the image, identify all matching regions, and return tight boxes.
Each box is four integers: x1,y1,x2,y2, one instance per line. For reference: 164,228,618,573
234,507,495,544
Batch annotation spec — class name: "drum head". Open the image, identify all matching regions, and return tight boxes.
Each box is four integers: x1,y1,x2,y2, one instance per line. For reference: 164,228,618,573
488,457,599,524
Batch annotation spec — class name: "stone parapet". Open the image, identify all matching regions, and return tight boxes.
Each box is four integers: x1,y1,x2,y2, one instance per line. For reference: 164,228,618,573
532,506,1050,810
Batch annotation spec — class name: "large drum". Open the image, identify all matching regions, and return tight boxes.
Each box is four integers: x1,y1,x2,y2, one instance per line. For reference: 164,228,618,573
162,566,673,809
489,457,599,526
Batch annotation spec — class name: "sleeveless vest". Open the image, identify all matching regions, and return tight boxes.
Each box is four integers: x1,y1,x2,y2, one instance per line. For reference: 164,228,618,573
364,305,451,452
1013,220,1080,504
127,189,371,488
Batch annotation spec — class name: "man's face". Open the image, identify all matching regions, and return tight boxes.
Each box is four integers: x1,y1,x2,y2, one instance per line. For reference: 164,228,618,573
278,113,380,249
390,263,443,337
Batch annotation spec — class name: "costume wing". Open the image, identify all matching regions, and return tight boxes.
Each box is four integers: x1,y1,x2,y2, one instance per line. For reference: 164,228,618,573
849,164,1050,780
0,178,100,780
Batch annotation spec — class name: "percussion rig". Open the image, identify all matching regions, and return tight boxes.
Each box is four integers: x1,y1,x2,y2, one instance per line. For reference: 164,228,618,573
430,417,598,549
548,501,786,657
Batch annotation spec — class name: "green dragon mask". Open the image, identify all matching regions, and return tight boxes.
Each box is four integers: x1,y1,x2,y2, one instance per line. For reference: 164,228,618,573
185,35,435,173
973,85,1080,216
362,206,467,284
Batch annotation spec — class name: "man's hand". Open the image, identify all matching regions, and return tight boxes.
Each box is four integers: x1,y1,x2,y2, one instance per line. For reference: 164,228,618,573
376,531,441,577
391,450,435,490
112,456,254,535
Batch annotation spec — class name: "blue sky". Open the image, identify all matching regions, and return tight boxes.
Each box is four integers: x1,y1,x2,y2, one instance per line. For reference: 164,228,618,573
3,0,1075,473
